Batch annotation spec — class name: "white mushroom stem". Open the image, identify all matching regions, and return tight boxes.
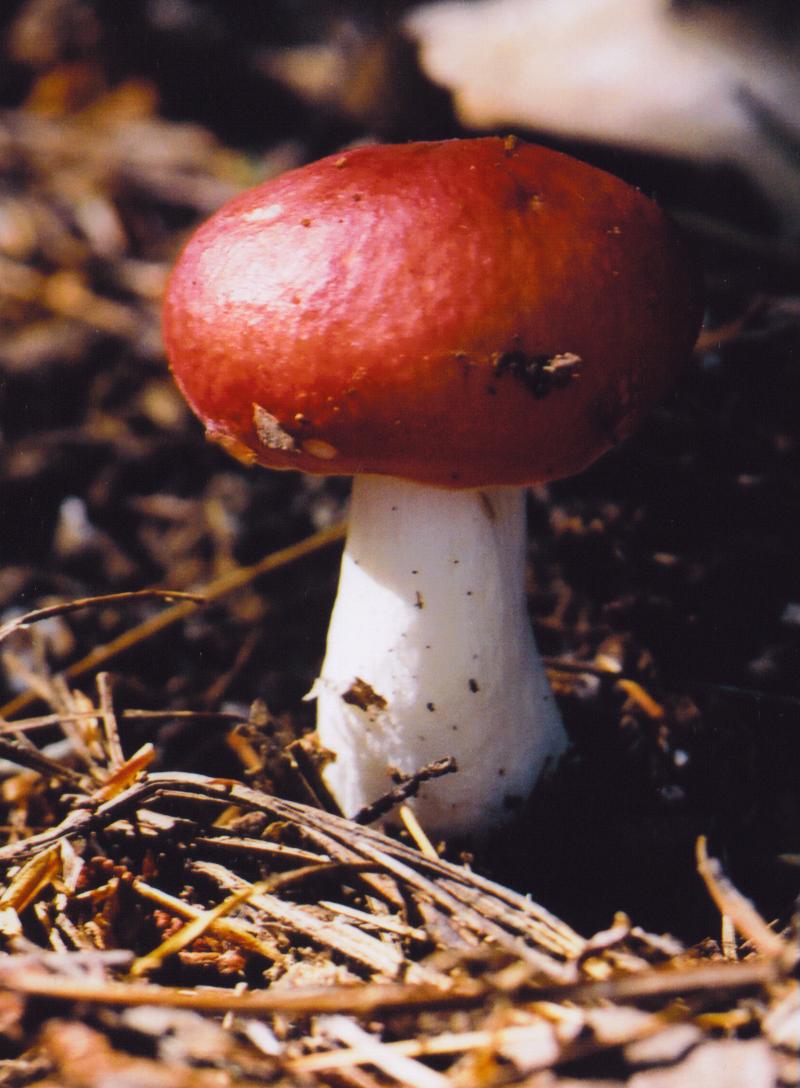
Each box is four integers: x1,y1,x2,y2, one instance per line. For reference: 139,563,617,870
313,475,566,837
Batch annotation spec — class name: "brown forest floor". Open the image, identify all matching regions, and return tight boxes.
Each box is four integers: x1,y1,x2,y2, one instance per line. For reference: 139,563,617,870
0,2,798,1085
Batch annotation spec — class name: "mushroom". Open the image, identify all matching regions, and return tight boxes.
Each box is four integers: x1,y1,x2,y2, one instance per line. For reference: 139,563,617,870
163,137,701,836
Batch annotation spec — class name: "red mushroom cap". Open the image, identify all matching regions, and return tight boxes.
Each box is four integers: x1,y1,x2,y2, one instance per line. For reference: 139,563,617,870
163,137,701,488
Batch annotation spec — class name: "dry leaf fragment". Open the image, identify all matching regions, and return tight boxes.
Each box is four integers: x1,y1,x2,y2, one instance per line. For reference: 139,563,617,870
40,1019,246,1088
0,844,61,913
624,1022,703,1067
628,1038,777,1088
763,983,800,1052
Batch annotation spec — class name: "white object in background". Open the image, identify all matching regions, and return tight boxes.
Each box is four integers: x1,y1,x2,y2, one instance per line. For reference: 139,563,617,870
407,0,800,226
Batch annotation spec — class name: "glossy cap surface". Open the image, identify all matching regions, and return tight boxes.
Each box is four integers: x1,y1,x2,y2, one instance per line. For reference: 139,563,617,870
164,137,701,487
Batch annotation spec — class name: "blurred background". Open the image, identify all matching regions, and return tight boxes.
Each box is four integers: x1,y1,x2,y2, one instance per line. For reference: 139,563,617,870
0,0,799,940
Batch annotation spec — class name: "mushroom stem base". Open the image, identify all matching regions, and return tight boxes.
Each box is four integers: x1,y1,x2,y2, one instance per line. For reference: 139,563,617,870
314,476,566,836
